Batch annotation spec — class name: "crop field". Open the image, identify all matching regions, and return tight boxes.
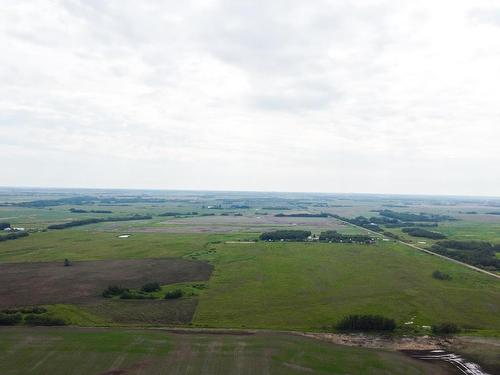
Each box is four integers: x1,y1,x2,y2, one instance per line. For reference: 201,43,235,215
0,327,454,375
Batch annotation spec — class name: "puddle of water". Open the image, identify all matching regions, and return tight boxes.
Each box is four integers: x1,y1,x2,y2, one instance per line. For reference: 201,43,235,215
404,350,491,375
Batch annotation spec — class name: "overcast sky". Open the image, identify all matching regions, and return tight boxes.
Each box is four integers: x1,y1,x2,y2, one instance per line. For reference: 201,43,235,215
1,1,500,196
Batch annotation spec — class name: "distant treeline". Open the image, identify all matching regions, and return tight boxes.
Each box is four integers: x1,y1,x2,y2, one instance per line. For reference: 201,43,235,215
230,205,250,209
70,208,112,214
368,216,438,228
275,213,332,218
262,207,290,210
432,240,500,271
260,230,311,241
401,227,447,239
377,209,454,222
14,196,167,208
47,215,152,230
158,212,198,217
0,231,29,242
319,231,374,244
332,215,383,232
486,211,500,215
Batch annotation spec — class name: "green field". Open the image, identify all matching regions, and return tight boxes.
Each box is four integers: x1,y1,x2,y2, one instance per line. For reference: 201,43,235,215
1,189,500,373
1,229,499,332
193,241,500,331
0,327,450,375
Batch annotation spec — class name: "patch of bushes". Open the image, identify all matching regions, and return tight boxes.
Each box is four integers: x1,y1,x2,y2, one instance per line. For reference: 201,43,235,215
141,282,161,293
102,285,129,298
260,230,311,241
2,307,47,314
24,314,66,326
336,314,396,332
402,227,446,239
120,291,155,300
164,289,183,299
0,312,22,325
432,270,452,280
432,323,461,335
0,231,29,242
0,222,11,230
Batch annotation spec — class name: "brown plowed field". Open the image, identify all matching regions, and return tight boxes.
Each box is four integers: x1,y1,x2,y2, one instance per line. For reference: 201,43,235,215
0,258,212,308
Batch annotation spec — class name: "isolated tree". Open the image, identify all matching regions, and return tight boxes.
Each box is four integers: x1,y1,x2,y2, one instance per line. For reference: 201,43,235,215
64,258,71,267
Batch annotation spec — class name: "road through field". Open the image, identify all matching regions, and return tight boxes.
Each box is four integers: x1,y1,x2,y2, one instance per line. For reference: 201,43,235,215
335,219,500,280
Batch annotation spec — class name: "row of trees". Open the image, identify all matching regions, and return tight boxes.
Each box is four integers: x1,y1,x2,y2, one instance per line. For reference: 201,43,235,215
401,227,447,239
69,208,112,214
377,209,454,222
432,240,500,271
318,231,374,244
48,215,152,230
274,213,331,218
259,230,311,241
0,231,29,242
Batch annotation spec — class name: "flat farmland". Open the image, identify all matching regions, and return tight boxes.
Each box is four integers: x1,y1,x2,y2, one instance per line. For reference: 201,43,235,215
0,258,212,308
0,327,454,375
145,214,362,233
0,231,225,262
193,241,500,331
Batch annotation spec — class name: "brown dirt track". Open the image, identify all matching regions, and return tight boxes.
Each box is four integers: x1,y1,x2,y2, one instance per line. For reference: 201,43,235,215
0,258,213,308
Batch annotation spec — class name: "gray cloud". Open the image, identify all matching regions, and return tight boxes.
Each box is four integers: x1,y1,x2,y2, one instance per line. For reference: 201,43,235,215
0,0,499,195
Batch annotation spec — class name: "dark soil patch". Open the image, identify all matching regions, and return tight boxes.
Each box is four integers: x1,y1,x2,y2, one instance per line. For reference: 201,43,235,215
0,258,213,308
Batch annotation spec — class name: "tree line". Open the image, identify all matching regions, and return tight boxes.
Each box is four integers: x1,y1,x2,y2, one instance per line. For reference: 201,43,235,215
47,214,152,230
260,230,311,241
318,231,374,244
432,240,500,271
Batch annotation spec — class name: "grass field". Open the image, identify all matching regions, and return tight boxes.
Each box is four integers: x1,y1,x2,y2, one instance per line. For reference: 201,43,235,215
193,241,500,331
1,229,499,332
0,327,453,375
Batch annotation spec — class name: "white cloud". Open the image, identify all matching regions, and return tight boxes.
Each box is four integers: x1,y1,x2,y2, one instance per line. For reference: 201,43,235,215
1,0,499,195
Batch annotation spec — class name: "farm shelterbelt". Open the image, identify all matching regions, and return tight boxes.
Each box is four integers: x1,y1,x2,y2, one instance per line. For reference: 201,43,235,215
1,188,499,375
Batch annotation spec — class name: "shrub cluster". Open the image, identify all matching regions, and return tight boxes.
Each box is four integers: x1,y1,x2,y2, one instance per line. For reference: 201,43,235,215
0,231,29,242
336,314,396,332
164,289,183,299
432,323,461,335
0,312,22,325
24,314,66,326
102,285,129,298
432,270,452,280
141,282,161,293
